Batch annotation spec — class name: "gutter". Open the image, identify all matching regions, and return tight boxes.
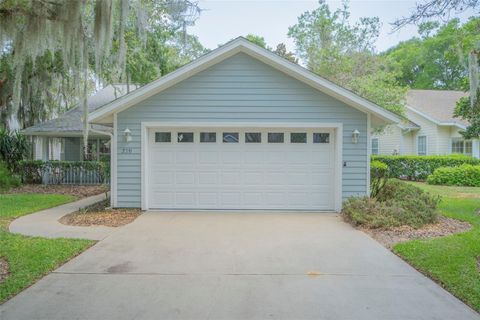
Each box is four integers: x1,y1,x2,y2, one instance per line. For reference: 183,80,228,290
89,125,112,139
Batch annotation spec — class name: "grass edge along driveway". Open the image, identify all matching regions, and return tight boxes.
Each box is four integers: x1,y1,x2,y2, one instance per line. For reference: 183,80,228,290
395,182,480,312
0,193,95,303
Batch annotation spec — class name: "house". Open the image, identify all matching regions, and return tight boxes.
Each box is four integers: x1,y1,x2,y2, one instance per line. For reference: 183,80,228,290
371,90,480,158
23,84,136,161
83,37,400,212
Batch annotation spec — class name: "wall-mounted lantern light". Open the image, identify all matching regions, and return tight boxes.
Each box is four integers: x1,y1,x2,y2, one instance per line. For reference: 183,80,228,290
352,129,360,144
124,128,132,142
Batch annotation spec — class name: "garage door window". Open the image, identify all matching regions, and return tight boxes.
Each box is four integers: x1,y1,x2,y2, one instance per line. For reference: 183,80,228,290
313,133,330,143
223,132,239,143
291,133,307,143
177,132,194,143
245,132,261,143
155,132,171,143
268,133,284,143
200,132,216,143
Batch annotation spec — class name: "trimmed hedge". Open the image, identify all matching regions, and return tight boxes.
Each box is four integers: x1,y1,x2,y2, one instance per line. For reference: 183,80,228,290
18,160,109,184
372,155,480,181
427,164,480,187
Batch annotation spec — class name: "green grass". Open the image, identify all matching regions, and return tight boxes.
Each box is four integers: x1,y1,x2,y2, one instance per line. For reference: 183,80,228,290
393,182,480,311
402,181,480,199
0,193,94,303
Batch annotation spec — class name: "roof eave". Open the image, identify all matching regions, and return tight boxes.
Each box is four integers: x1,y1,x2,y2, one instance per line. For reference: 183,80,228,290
22,131,111,137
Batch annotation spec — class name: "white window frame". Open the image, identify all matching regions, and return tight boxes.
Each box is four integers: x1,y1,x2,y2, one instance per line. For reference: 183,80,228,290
371,138,379,155
451,138,473,156
417,135,427,156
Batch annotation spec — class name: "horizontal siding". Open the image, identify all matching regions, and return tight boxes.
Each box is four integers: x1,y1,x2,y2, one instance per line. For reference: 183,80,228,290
116,53,368,208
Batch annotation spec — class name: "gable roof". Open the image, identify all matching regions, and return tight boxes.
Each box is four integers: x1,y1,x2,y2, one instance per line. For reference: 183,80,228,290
88,37,401,125
406,89,468,129
23,84,136,136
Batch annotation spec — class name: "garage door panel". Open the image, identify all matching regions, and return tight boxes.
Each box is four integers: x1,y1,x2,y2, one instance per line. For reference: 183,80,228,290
175,172,195,184
265,192,287,206
175,193,196,206
243,172,264,185
221,193,241,206
150,171,174,184
221,152,243,164
175,151,196,164
198,151,218,164
148,128,336,210
287,172,310,185
198,172,218,185
244,192,263,206
266,151,285,163
244,151,265,163
221,172,241,184
151,151,174,164
198,193,218,206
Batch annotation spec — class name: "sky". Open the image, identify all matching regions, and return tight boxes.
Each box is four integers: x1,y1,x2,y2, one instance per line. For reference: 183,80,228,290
187,0,474,53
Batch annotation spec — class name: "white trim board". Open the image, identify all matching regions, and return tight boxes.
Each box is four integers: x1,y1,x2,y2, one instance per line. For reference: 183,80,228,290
111,113,118,207
89,37,401,125
140,121,343,212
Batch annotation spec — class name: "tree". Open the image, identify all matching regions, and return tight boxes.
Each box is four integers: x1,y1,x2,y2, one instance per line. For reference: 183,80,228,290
245,34,269,49
454,91,480,139
385,18,480,90
393,0,479,30
0,0,200,150
273,43,298,63
288,0,406,115
392,0,480,136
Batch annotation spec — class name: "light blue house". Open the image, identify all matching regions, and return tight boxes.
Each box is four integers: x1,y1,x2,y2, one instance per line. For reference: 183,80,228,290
85,37,400,211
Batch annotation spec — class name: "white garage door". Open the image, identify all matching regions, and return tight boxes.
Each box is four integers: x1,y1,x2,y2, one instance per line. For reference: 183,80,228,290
147,128,336,210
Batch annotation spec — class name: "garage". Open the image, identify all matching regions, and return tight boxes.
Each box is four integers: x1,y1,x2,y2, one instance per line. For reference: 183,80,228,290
145,126,339,211
89,38,401,210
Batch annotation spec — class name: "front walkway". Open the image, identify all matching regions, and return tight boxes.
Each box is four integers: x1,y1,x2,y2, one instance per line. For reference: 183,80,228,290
9,194,116,240
1,211,478,319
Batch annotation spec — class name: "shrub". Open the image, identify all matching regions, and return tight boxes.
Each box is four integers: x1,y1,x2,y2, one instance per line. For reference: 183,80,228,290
18,160,109,185
342,180,439,229
370,160,389,198
427,164,480,187
0,129,30,172
0,161,20,192
372,155,480,181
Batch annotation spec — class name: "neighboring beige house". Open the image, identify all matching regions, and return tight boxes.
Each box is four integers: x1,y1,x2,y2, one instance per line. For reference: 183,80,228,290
372,89,480,159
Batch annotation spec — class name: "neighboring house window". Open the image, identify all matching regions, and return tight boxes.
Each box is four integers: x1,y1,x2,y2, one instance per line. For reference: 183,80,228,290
84,138,111,161
417,136,427,156
371,138,379,155
451,138,473,156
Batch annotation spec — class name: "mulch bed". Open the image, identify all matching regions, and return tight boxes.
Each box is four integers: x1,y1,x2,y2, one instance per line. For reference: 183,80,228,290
8,184,109,199
361,216,471,248
0,258,9,284
59,200,141,227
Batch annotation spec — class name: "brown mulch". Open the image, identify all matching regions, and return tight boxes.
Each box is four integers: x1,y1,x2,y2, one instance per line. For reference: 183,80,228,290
8,184,109,199
59,200,140,227
361,216,472,248
0,258,9,284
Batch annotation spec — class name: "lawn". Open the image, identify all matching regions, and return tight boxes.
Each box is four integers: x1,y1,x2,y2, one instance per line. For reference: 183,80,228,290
394,182,480,311
0,194,94,303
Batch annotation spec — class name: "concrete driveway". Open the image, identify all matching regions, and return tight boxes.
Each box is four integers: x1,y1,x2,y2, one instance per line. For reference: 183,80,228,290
1,211,478,320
